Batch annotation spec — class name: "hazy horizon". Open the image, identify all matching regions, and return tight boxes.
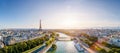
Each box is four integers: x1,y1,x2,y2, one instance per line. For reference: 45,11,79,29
0,0,120,29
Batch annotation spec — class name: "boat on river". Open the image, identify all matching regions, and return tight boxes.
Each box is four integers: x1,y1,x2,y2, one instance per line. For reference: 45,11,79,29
74,43,84,52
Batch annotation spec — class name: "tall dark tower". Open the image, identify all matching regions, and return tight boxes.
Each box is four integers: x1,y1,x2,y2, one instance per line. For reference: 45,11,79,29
39,19,42,31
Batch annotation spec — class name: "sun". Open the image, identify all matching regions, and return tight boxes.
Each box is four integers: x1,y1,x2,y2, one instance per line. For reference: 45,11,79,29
61,18,78,28
64,19,76,26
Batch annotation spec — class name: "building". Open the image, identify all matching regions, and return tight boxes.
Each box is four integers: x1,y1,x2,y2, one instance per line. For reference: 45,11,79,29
3,36,16,45
109,37,120,47
0,41,4,48
0,36,3,41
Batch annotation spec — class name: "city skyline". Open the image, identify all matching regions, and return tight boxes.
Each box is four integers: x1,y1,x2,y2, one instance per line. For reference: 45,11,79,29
0,0,120,29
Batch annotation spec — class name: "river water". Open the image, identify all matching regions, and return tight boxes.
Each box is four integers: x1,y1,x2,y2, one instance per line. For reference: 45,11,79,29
47,33,84,53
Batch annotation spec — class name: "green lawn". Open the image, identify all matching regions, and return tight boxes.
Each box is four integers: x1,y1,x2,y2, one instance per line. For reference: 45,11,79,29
22,44,43,53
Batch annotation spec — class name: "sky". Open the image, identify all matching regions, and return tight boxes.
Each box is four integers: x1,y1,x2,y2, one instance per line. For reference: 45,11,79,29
0,0,120,29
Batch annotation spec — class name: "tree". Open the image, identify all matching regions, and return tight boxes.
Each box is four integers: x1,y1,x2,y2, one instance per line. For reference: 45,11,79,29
99,49,107,53
51,44,57,50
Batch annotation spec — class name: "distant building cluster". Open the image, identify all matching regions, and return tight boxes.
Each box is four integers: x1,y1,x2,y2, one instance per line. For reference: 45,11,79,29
0,29,50,48
86,29,120,47
68,29,120,47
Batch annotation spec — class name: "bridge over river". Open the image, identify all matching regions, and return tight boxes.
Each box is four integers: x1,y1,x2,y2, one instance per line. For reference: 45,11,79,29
56,34,72,41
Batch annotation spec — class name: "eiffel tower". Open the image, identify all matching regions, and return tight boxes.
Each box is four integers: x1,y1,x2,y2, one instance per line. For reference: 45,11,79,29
39,19,42,31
